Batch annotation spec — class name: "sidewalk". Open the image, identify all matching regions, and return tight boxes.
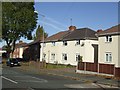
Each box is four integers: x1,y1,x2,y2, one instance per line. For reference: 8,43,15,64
20,63,120,88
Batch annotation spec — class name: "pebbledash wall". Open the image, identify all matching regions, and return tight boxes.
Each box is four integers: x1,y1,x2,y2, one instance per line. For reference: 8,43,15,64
40,39,98,66
77,32,120,77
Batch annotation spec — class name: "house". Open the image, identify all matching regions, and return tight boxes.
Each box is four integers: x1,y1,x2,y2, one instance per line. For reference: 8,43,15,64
77,24,120,78
23,39,40,61
11,41,27,58
97,24,120,77
0,48,6,63
40,26,98,66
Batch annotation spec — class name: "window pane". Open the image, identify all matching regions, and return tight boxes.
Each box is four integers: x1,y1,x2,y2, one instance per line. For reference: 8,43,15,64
106,54,108,61
62,53,67,60
106,36,108,42
109,54,112,62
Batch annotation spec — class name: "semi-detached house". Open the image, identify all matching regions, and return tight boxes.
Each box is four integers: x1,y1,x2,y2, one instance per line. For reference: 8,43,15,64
97,25,120,77
40,26,98,66
77,24,120,78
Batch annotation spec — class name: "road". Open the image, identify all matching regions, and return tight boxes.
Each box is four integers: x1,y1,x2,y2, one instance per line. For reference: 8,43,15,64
1,65,119,90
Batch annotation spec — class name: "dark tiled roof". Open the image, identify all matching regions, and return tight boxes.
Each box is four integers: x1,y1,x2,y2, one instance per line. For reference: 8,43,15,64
97,24,120,36
44,31,71,42
63,28,97,40
44,28,97,42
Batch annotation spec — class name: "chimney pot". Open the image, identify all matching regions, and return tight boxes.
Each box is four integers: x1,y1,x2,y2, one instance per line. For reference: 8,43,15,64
97,29,103,32
69,26,76,31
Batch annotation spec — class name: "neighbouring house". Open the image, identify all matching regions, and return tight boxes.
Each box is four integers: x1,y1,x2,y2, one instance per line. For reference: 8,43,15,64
77,24,120,78
0,48,6,63
97,24,120,77
40,26,98,66
11,41,27,58
23,39,40,61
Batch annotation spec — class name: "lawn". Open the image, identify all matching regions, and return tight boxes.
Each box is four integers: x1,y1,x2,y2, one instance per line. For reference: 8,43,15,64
46,63,74,69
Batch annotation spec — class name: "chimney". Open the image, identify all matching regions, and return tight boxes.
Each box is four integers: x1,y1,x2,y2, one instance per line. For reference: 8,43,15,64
97,29,103,33
69,25,76,31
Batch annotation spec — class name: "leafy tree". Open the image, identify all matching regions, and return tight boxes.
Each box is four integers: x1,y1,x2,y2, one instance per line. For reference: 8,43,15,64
33,25,48,40
2,2,38,57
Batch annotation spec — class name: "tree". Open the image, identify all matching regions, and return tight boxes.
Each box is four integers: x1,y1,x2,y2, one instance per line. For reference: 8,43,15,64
33,25,48,40
2,2,38,57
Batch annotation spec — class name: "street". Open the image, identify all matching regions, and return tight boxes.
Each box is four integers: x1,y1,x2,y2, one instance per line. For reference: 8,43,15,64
1,65,119,90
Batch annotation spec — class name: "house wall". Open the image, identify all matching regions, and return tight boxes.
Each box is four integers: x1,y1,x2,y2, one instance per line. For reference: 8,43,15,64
118,35,120,67
19,47,23,58
40,39,98,66
98,35,119,67
76,34,120,77
12,47,24,58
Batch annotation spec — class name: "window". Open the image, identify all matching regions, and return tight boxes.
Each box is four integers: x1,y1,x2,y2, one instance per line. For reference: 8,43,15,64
52,42,55,46
43,53,46,60
62,53,67,60
105,52,112,62
76,40,80,45
76,53,80,61
43,43,46,47
63,41,67,46
106,36,112,42
51,53,55,60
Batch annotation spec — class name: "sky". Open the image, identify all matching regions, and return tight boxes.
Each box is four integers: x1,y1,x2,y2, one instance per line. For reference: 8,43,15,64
34,2,118,36
0,1,119,47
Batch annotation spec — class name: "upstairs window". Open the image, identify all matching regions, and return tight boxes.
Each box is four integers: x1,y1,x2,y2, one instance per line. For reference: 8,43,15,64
52,42,55,46
63,41,67,46
43,43,46,47
105,52,112,62
62,53,67,60
76,40,80,45
106,35,112,42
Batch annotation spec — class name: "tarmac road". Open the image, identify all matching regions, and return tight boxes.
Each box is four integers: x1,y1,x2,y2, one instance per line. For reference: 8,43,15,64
1,65,119,90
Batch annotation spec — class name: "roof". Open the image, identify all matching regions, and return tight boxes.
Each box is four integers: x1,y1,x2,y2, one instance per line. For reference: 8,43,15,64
63,28,97,40
97,24,120,36
44,27,97,42
44,31,71,42
27,39,40,46
15,42,27,48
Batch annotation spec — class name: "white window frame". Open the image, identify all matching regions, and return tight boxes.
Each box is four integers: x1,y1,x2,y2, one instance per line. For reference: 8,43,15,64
76,40,80,45
52,42,55,46
76,53,80,61
105,52,112,62
43,53,46,60
105,35,112,42
43,43,46,47
51,53,55,60
63,41,67,46
62,53,67,61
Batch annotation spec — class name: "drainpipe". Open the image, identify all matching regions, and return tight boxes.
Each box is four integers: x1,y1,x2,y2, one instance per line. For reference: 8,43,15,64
84,62,86,74
98,63,99,74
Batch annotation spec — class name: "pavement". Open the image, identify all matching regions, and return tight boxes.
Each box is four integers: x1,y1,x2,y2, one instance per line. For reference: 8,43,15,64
19,62,120,88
